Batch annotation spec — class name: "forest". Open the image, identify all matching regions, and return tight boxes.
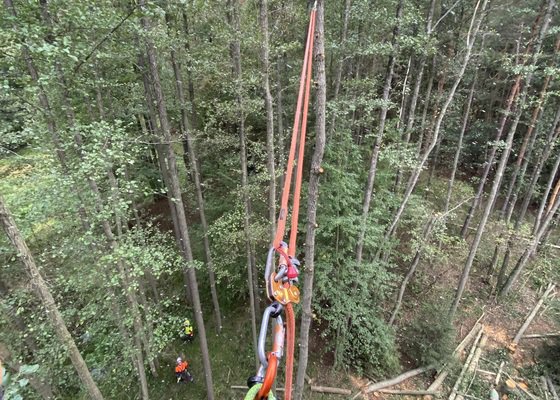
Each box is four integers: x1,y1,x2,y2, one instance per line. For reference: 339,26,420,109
1,0,560,399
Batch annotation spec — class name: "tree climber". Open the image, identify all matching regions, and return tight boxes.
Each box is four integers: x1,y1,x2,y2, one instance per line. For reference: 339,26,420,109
181,318,194,342
175,357,193,383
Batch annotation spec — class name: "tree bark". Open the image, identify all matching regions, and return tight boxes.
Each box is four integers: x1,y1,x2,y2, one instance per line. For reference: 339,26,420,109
294,2,326,398
444,76,476,213
139,3,215,398
0,197,104,400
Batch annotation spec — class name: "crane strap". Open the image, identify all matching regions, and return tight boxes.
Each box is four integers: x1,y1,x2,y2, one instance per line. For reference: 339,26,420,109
246,3,317,400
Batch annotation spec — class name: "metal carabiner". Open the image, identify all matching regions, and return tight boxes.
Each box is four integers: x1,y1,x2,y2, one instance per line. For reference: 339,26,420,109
247,302,284,399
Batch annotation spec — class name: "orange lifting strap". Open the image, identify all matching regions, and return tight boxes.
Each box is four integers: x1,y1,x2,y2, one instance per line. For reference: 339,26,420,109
250,3,317,400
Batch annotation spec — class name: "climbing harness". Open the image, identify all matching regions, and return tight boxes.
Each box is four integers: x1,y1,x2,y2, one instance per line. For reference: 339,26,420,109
246,3,317,400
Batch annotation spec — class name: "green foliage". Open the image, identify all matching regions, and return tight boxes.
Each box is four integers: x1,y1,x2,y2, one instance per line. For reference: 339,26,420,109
402,299,456,367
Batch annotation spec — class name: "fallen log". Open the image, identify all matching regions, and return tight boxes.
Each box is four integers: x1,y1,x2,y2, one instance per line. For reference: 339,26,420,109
425,321,484,397
494,361,505,386
449,331,485,400
352,365,436,399
379,389,440,396
510,283,556,350
311,386,351,395
521,332,560,339
540,376,550,400
546,376,559,400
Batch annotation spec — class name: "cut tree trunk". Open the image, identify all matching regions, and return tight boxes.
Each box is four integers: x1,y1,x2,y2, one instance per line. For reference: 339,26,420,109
510,283,556,349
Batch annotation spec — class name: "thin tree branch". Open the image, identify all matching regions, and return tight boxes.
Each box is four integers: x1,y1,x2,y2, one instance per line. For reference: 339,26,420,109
73,5,139,75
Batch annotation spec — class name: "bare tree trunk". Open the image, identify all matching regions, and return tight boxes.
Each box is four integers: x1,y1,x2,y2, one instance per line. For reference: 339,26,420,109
501,57,556,219
140,5,215,398
497,137,560,291
451,0,554,316
226,0,259,370
520,106,560,229
386,0,488,241
259,0,277,240
416,56,436,154
532,107,560,234
355,0,404,268
329,0,351,130
461,13,544,238
500,189,560,296
445,76,476,213
167,13,223,334
0,197,104,400
294,2,326,398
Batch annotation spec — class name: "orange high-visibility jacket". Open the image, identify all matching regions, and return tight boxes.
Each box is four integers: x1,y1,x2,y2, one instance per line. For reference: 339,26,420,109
175,361,188,374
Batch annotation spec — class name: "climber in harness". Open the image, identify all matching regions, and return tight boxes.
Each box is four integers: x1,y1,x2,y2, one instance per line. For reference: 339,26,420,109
175,357,194,383
181,318,194,342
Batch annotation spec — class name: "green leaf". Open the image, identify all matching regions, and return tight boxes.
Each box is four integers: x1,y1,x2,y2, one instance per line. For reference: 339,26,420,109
19,364,39,375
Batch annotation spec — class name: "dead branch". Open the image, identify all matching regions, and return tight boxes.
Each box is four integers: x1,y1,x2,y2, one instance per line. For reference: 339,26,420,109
511,283,556,350
426,322,483,398
522,332,560,339
311,386,352,395
353,365,436,398
380,389,440,396
546,376,559,400
449,331,485,400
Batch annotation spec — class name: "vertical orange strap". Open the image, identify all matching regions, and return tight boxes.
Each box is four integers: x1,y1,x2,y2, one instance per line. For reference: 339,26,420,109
273,9,316,249
284,9,316,400
288,10,316,257
284,303,296,400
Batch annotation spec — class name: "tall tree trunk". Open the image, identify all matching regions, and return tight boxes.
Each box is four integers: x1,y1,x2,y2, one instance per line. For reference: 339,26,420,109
416,56,436,154
0,197,105,400
532,107,560,234
460,12,544,238
385,0,488,241
226,0,259,369
139,4,215,397
501,55,556,220
259,0,277,240
500,188,560,296
355,0,404,268
450,0,554,317
445,76,476,213
294,1,326,398
519,106,560,228
167,13,223,333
